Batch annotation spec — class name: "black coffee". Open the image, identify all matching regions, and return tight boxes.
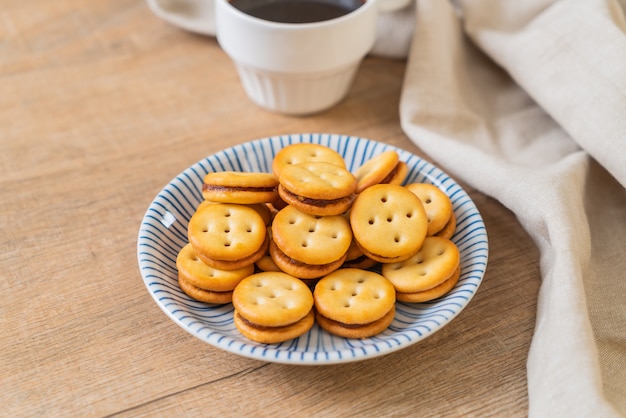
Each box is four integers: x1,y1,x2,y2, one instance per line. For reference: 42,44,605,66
230,0,365,24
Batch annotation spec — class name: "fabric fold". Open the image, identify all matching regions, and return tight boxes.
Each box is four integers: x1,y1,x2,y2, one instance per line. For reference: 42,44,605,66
399,0,626,416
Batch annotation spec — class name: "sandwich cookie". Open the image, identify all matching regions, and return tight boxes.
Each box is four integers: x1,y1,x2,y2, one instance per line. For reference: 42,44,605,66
202,171,278,204
395,265,461,303
314,268,396,339
196,200,273,227
277,161,357,216
270,205,352,280
272,143,346,178
176,243,254,304
341,239,378,270
188,203,269,270
434,210,456,240
382,236,460,301
232,272,315,344
405,183,453,236
354,150,408,194
350,184,428,264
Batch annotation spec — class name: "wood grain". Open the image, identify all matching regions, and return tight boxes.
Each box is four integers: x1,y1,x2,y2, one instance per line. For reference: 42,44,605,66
0,0,540,416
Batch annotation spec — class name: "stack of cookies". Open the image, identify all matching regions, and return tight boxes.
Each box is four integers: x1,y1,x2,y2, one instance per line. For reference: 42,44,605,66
176,143,460,344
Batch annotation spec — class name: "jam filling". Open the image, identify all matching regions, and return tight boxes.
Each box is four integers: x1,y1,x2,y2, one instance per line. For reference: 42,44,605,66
281,186,353,208
237,312,281,331
203,184,276,193
380,163,399,184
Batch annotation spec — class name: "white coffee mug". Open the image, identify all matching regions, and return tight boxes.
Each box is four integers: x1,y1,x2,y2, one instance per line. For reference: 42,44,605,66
215,0,411,115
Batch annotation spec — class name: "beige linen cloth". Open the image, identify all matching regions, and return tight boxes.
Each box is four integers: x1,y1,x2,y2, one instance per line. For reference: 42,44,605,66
374,0,626,416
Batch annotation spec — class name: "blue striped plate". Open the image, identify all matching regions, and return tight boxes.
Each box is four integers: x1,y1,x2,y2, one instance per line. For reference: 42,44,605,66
137,133,488,364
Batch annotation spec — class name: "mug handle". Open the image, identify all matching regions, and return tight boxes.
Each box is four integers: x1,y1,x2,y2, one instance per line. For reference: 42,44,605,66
377,0,412,12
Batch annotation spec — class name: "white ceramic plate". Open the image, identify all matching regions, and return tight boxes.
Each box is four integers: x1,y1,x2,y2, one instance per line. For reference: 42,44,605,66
137,133,488,364
146,0,216,36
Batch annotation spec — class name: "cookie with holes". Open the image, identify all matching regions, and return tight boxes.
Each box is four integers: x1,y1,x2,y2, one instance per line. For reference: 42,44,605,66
395,265,461,303
232,271,315,344
202,171,279,204
313,268,396,339
350,184,428,264
354,150,408,194
405,183,453,236
176,243,254,304
272,143,346,178
382,236,460,299
188,203,269,270
196,200,273,227
270,205,352,280
277,161,357,216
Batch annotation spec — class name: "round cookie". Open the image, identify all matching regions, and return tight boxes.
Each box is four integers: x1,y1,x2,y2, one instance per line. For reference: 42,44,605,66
314,268,396,338
178,275,234,304
234,309,315,344
382,236,460,293
272,143,346,178
385,161,409,187
202,171,278,204
405,183,453,236
232,272,315,343
188,203,268,269
270,205,352,279
196,201,273,227
272,205,352,265
434,210,457,240
350,184,428,263
316,304,396,340
354,150,406,193
278,162,357,216
396,265,461,303
269,240,347,281
177,243,254,292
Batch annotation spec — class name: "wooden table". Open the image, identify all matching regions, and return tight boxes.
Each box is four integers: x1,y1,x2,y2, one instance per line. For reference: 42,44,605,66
1,0,541,416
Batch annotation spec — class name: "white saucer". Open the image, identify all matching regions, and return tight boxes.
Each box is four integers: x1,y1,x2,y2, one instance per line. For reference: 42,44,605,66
146,0,216,36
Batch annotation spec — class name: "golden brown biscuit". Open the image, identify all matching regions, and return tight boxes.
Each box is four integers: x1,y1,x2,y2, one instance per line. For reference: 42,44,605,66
278,162,357,216
396,265,461,303
272,143,346,178
254,254,282,272
269,240,347,281
354,150,407,193
350,184,428,263
272,205,352,265
434,210,457,240
341,239,378,270
270,205,352,279
386,161,409,186
405,183,453,236
188,203,268,270
233,309,315,344
178,275,234,304
202,171,278,204
196,201,273,226
177,243,254,292
315,305,396,340
314,268,396,338
196,237,269,271
382,236,460,293
232,272,315,343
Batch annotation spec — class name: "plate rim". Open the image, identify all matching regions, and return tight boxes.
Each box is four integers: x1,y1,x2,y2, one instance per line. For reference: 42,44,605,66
137,133,489,365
